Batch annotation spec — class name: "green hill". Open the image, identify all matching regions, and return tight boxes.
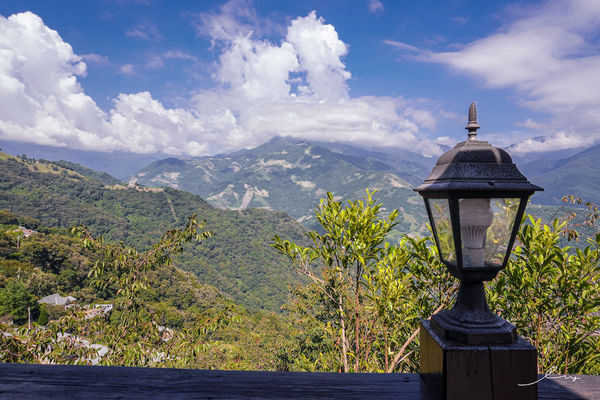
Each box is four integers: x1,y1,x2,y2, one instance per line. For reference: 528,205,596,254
49,160,123,186
0,211,235,325
0,139,165,179
0,153,307,311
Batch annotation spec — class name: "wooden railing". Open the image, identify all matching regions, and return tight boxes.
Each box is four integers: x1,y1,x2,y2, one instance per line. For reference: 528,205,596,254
1,363,599,399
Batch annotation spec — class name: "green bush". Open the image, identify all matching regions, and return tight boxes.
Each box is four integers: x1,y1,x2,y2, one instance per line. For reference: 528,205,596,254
0,280,39,325
37,306,49,325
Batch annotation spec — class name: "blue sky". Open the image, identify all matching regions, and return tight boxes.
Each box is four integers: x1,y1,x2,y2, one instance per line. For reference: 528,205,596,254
0,0,598,157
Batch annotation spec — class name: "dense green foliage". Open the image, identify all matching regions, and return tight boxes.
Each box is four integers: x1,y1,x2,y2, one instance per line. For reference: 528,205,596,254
0,213,296,369
0,281,39,325
274,191,455,372
0,153,306,311
275,192,599,374
489,217,600,374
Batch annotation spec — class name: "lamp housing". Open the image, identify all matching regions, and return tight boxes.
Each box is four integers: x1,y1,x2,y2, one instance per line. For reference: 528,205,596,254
414,108,542,282
413,103,543,344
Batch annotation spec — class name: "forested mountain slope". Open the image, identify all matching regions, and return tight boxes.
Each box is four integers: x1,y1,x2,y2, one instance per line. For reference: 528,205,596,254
0,210,298,370
0,153,306,311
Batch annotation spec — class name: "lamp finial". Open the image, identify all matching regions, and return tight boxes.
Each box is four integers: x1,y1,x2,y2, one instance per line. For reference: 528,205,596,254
465,102,480,141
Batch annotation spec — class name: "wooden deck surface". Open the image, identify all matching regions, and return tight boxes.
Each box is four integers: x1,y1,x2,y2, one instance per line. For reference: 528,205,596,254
0,363,598,399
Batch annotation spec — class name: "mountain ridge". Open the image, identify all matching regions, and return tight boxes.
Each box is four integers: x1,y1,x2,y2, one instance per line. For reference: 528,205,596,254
131,136,429,235
520,143,600,205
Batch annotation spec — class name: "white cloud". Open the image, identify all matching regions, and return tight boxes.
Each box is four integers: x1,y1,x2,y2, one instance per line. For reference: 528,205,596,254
419,0,600,152
110,92,212,155
125,20,162,42
81,53,110,65
0,12,111,149
516,118,545,130
162,50,198,62
187,4,441,153
145,55,164,69
191,0,260,44
143,51,198,71
0,8,443,157
510,131,590,154
213,35,299,101
382,40,421,53
286,11,351,101
119,64,136,75
435,136,457,147
368,0,384,15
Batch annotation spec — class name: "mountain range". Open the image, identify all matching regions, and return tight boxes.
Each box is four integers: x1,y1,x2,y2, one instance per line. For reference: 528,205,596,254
129,136,600,233
519,143,600,205
130,136,430,236
3,135,599,231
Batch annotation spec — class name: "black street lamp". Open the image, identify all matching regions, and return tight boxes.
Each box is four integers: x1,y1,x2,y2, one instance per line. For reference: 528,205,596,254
414,103,543,345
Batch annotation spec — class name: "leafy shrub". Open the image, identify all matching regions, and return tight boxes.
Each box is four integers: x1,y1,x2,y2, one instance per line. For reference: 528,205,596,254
275,192,599,374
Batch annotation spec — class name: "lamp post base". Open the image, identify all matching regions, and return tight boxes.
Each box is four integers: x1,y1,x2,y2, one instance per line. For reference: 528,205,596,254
430,280,517,345
420,320,537,400
430,309,517,345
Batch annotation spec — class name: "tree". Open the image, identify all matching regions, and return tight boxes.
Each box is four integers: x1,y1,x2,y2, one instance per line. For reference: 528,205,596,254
0,280,38,325
0,215,243,367
0,233,16,258
274,191,395,372
273,191,454,372
20,236,70,273
75,214,213,334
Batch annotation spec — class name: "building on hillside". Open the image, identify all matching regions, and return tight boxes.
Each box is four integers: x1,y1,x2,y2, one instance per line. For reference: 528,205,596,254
8,226,38,238
38,293,77,308
84,304,113,319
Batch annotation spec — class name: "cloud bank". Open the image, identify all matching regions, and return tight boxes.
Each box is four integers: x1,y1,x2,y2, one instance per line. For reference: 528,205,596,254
0,6,441,157
419,0,600,153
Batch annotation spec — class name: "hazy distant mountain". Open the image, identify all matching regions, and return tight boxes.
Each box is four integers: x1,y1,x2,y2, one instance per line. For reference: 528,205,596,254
8,134,596,211
507,137,586,166
308,140,434,185
0,140,165,179
132,136,430,235
519,143,600,205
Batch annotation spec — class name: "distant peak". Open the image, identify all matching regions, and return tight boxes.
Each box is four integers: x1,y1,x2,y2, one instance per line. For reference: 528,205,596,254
267,135,283,144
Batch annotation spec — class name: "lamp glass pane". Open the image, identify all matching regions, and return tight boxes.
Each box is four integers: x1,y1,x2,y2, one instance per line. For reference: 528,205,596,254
428,199,456,264
485,198,520,265
458,197,520,267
